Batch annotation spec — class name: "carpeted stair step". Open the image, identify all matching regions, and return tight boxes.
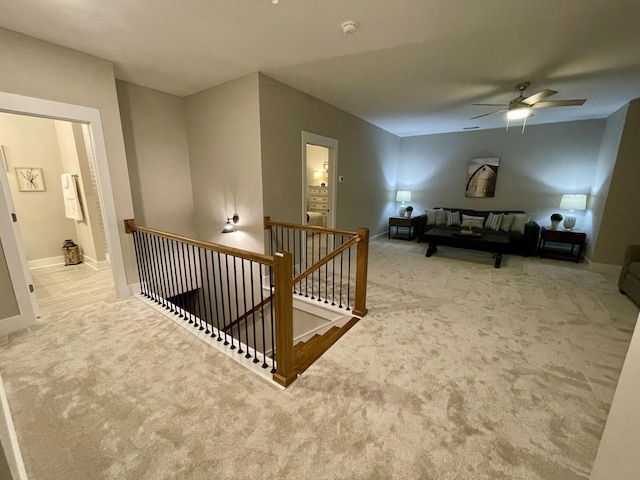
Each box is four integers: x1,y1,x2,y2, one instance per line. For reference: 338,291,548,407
293,318,359,374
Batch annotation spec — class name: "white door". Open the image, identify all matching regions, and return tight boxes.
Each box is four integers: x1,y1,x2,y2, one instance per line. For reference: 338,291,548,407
0,162,39,327
301,132,338,228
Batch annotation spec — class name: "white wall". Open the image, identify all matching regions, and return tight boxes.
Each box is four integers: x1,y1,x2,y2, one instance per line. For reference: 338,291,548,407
185,73,264,253
399,120,605,232
0,240,18,320
117,81,196,237
0,113,77,261
0,27,136,296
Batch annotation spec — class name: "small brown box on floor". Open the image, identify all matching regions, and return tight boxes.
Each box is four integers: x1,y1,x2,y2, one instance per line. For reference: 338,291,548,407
62,239,82,265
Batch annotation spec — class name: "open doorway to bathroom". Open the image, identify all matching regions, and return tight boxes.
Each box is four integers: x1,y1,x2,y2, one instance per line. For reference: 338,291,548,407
0,112,114,319
301,131,338,229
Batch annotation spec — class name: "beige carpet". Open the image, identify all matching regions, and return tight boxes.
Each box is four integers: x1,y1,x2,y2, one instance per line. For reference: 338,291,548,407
0,239,638,479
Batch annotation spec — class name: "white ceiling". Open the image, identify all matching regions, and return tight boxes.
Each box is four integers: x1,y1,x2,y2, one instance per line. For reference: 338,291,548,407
1,0,640,136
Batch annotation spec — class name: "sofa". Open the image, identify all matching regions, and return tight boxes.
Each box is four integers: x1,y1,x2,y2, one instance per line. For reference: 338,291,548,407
619,244,640,307
416,208,540,256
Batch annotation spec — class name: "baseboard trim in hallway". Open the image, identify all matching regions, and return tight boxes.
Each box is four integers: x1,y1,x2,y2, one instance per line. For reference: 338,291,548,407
0,374,28,480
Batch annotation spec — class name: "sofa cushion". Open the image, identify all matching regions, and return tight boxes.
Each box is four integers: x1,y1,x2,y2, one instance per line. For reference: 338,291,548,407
510,213,531,234
435,209,447,225
446,211,461,226
500,214,515,231
461,214,485,229
485,212,504,231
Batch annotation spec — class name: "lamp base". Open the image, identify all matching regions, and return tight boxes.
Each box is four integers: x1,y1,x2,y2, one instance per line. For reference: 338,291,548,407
398,206,406,217
563,215,576,231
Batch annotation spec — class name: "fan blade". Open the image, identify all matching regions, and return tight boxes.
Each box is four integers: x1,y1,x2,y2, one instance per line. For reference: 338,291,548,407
522,89,558,105
531,99,586,108
471,103,509,107
470,109,507,119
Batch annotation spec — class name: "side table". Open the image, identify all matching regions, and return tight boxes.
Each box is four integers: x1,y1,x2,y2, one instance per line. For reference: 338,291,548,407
538,228,586,263
389,215,423,241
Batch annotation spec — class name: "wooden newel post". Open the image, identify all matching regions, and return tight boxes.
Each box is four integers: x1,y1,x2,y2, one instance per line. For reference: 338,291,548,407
272,251,296,387
124,219,135,234
353,227,369,317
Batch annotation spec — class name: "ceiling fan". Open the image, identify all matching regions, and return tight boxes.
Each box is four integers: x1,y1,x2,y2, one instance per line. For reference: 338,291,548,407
470,82,587,129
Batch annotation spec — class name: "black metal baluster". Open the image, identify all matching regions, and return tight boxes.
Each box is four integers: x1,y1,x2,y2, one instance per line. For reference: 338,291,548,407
248,261,257,361
163,237,175,311
154,235,169,309
131,230,147,297
202,248,213,335
346,245,352,311
212,252,222,340
178,241,188,319
260,266,267,367
240,260,248,356
150,234,163,306
324,232,329,303
196,246,206,330
192,245,205,330
183,242,194,323
142,232,156,302
226,255,236,350
269,271,276,374
190,245,203,330
339,236,344,309
169,239,181,315
138,231,152,299
216,252,227,342
160,237,173,312
310,233,315,299
304,230,309,298
331,234,336,306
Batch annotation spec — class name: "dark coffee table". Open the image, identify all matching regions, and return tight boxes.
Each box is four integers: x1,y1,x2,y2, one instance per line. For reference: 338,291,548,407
422,228,509,268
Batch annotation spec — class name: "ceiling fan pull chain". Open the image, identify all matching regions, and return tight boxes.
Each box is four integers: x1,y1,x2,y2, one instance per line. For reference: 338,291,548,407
521,116,527,134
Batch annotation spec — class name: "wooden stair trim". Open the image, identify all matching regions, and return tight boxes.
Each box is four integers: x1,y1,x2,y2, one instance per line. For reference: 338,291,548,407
293,317,359,375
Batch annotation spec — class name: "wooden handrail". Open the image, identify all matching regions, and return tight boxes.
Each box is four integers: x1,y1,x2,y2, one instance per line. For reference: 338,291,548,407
222,294,273,332
264,216,358,238
125,219,274,266
292,235,360,285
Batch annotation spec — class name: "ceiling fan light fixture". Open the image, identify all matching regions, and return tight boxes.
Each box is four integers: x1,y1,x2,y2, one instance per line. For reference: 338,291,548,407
507,107,532,120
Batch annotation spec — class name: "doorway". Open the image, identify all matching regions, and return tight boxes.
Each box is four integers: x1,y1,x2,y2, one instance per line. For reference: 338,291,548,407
0,113,113,319
301,132,338,228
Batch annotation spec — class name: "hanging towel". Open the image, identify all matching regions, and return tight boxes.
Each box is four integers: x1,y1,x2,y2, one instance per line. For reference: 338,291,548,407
61,173,84,221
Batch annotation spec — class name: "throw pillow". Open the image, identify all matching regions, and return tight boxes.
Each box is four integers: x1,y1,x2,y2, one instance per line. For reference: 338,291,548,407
425,209,437,225
461,214,485,229
500,214,515,231
510,213,531,234
435,209,447,226
446,210,461,226
485,212,504,231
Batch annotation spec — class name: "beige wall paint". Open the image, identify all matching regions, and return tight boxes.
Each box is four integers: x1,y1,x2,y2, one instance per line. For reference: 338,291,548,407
585,105,628,261
0,239,19,320
592,99,640,265
0,27,136,289
399,120,605,233
117,81,195,237
185,73,264,253
259,74,400,234
0,113,77,261
55,120,107,263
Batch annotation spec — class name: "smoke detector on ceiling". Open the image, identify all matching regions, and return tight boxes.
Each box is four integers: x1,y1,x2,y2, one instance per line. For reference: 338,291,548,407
341,20,359,34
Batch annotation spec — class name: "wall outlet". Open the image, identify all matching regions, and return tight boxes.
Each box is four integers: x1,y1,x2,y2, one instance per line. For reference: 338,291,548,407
338,176,345,182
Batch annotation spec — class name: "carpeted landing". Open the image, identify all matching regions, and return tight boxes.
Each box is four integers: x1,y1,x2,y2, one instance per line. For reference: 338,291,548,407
0,239,638,479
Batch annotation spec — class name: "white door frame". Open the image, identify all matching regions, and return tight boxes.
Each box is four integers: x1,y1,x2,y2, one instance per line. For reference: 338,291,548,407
301,131,338,228
0,91,129,335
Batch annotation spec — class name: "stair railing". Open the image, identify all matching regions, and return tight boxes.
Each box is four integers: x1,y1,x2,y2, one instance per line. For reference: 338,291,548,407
124,219,296,387
264,217,369,317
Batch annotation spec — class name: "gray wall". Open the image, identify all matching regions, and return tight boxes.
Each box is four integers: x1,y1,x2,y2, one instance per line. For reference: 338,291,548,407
399,120,605,232
117,81,196,237
259,73,400,235
586,104,628,261
185,73,264,253
0,239,18,320
592,99,640,264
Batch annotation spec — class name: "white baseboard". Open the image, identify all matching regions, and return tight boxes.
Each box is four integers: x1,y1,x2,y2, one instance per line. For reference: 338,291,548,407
588,262,621,275
370,231,387,242
0,314,36,338
0,374,29,480
128,283,141,296
27,256,64,269
81,254,110,271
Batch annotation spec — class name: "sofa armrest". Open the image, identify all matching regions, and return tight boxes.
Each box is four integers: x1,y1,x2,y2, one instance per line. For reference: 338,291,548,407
522,221,541,256
414,214,428,243
619,245,640,289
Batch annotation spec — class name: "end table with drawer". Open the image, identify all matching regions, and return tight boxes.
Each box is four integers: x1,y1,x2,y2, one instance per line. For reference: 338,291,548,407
389,215,423,241
538,228,586,263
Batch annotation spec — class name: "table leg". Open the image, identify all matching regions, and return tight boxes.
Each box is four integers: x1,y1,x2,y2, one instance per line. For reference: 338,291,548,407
494,252,502,268
426,244,438,257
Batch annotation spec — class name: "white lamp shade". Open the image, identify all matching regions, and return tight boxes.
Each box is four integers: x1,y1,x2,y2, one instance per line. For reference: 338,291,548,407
396,190,411,202
559,194,587,211
313,171,323,180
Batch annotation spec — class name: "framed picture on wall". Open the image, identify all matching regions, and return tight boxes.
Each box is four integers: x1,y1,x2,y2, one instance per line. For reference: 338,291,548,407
465,157,499,198
15,167,46,192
